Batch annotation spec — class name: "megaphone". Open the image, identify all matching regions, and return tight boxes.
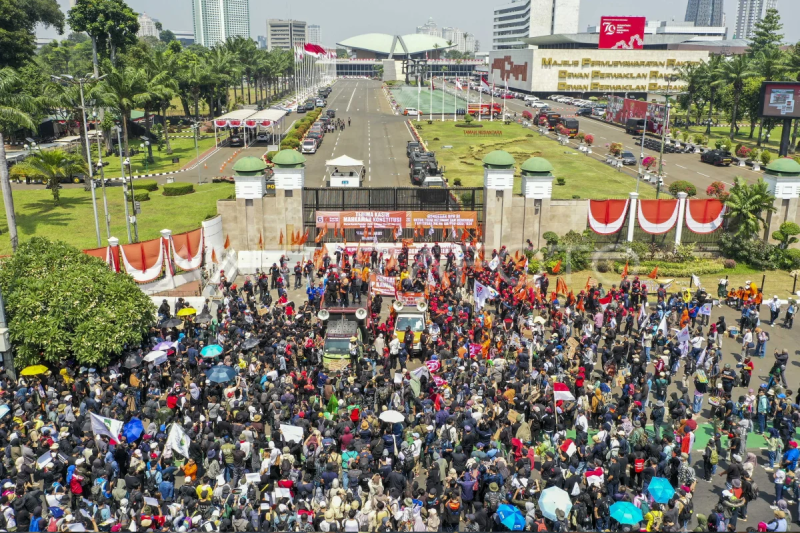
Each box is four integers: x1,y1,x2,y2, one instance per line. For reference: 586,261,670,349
392,301,404,312
317,309,330,321
355,308,368,321
416,301,428,312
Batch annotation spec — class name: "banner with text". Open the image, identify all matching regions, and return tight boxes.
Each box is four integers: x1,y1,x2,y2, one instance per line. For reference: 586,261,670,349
369,274,397,296
598,16,646,50
315,211,478,229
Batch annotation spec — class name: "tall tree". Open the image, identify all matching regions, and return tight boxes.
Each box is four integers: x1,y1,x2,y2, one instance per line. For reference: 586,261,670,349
13,149,87,202
0,68,39,252
748,8,784,56
713,55,757,141
67,0,139,77
0,0,64,68
698,55,724,135
93,60,148,157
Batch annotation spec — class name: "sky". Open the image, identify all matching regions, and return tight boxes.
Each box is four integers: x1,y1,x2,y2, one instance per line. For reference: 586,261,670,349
39,0,800,50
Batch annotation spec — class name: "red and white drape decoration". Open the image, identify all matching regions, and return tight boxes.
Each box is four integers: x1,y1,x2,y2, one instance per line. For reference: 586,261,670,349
86,228,205,283
213,119,243,128
244,119,273,129
685,199,726,234
587,199,629,235
637,199,679,234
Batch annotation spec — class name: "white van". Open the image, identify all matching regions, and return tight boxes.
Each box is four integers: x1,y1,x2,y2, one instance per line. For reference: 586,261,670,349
524,95,539,102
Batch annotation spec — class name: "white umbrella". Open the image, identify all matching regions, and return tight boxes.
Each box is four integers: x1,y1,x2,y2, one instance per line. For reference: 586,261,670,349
379,410,405,424
144,350,167,365
538,486,572,522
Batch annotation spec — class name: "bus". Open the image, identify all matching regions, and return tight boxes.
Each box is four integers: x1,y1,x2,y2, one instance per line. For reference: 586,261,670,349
561,118,579,138
467,103,502,118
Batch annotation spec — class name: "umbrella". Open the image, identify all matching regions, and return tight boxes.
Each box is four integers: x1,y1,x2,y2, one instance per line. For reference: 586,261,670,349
153,341,176,351
533,316,546,325
161,318,182,328
176,307,197,317
144,350,167,364
684,419,698,431
496,504,526,531
122,418,144,442
379,410,405,424
242,338,260,350
201,344,223,358
610,502,643,525
20,365,48,376
122,354,143,369
195,314,213,324
0,405,9,419
647,477,675,504
206,366,236,383
538,486,572,522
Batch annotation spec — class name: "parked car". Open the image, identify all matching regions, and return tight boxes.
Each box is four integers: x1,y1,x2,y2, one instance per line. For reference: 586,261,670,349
576,107,593,116
527,101,549,109
315,98,325,107
301,139,317,154
256,133,269,142
404,108,420,116
326,109,336,118
701,149,733,166
524,95,540,102
620,151,638,165
307,131,323,145
229,134,244,147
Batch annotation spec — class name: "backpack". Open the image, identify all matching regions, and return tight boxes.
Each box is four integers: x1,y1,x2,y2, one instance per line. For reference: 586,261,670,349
748,481,759,500
533,518,547,532
678,497,693,523
709,448,719,465
634,458,645,473
402,452,415,472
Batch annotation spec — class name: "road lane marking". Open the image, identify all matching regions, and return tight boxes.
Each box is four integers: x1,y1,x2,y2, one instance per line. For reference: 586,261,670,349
676,164,687,169
346,82,359,112
697,172,710,177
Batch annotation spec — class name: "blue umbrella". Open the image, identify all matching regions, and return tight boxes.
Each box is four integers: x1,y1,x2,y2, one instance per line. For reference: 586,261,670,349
122,417,144,442
538,486,572,522
647,477,675,504
496,504,526,531
206,366,236,383
610,502,643,525
201,344,224,358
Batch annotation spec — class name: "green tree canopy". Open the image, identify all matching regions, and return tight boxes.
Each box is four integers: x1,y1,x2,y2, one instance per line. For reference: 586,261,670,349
748,8,784,56
0,0,65,68
68,0,139,69
724,176,777,239
0,238,155,367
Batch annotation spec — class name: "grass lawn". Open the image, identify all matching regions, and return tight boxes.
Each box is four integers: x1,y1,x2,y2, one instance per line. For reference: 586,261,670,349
100,136,217,179
0,183,234,255
416,120,657,199
681,124,787,153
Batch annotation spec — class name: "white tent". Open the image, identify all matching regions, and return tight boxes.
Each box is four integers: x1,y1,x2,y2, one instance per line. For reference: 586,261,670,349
325,155,364,168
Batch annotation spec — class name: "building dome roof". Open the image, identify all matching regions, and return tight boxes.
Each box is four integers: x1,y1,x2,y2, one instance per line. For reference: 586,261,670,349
482,150,516,168
520,157,554,174
271,150,306,168
765,157,800,176
336,33,453,56
233,156,268,175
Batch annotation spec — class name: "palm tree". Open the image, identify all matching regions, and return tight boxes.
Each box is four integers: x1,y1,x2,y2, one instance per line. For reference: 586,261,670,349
93,61,149,157
0,68,39,252
146,49,179,154
699,55,724,135
14,149,87,203
180,57,212,123
713,55,757,141
724,176,777,239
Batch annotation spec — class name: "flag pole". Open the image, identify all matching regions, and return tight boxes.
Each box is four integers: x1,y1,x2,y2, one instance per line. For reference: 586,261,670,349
441,74,445,122
503,79,507,121
478,79,482,122
417,74,420,122
453,77,457,122
429,73,433,121
491,81,495,122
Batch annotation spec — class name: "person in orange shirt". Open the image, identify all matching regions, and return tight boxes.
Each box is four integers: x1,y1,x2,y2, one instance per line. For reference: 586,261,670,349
183,458,198,482
679,308,690,329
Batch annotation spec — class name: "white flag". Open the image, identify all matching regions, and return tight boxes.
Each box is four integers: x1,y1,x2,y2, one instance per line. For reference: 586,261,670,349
657,316,669,336
488,256,501,271
90,413,124,444
677,325,690,343
455,78,463,90
638,303,646,321
691,274,702,289
166,423,191,458
474,281,498,310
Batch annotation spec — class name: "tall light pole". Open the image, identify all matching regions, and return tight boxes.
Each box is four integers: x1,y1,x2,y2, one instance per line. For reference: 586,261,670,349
116,126,132,243
656,76,678,199
193,122,202,186
123,157,138,242
52,74,103,247
92,110,111,238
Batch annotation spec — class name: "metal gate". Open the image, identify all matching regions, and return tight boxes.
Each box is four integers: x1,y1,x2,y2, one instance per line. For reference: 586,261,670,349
303,187,484,243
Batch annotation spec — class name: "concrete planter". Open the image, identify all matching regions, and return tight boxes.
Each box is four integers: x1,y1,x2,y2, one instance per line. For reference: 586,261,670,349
753,162,761,171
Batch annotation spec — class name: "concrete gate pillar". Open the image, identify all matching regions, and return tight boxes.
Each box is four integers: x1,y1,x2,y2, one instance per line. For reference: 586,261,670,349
519,157,555,252
762,158,800,247
482,150,516,253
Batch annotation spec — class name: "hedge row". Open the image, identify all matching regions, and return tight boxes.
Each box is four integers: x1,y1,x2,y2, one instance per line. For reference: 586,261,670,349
613,259,725,277
281,108,323,150
162,183,194,196
126,191,150,202
136,180,159,192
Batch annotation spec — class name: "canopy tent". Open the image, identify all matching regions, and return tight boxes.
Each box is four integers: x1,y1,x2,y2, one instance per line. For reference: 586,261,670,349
325,154,365,188
239,108,288,149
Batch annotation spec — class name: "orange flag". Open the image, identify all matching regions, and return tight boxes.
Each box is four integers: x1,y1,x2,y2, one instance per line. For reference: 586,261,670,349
315,229,324,244
476,225,483,240
339,219,344,239
621,260,629,278
556,276,569,296
211,249,218,263
295,230,301,245
223,235,230,249
279,230,283,246
322,222,328,237
290,231,296,246
441,272,451,290
585,276,595,290
334,224,339,238
386,250,397,271
301,229,309,245
648,265,659,279
259,233,264,250
460,269,467,286
552,259,561,274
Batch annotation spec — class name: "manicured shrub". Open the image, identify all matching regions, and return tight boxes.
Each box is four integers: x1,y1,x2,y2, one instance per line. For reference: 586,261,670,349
556,177,566,185
136,180,158,191
596,259,611,273
723,259,737,269
162,183,194,196
668,180,697,197
127,191,150,202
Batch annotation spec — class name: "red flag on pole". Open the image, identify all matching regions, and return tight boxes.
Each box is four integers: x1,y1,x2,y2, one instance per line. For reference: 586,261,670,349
552,260,561,274
279,230,283,246
621,260,629,278
259,233,264,250
223,235,230,249
211,249,218,263
315,229,324,244
648,266,659,279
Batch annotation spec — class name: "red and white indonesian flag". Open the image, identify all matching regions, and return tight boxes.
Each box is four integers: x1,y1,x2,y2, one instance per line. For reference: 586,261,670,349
585,467,604,486
553,382,575,402
468,343,482,358
455,78,463,90
425,360,441,373
481,76,491,91
599,293,612,310
90,413,124,445
560,438,577,457
432,376,447,387
304,43,320,58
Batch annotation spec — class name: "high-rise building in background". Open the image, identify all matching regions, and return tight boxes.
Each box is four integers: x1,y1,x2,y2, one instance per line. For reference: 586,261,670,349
173,30,195,46
69,0,77,7
416,18,442,38
137,13,159,38
307,24,322,45
684,0,724,27
257,35,267,49
492,0,580,50
734,0,778,39
191,0,250,48
441,27,477,54
266,19,307,51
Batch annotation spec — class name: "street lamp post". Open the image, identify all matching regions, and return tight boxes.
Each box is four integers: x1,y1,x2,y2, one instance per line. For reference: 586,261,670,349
52,73,105,247
116,126,132,243
656,76,678,199
123,157,138,242
92,111,111,238
139,143,149,174
193,122,202,186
